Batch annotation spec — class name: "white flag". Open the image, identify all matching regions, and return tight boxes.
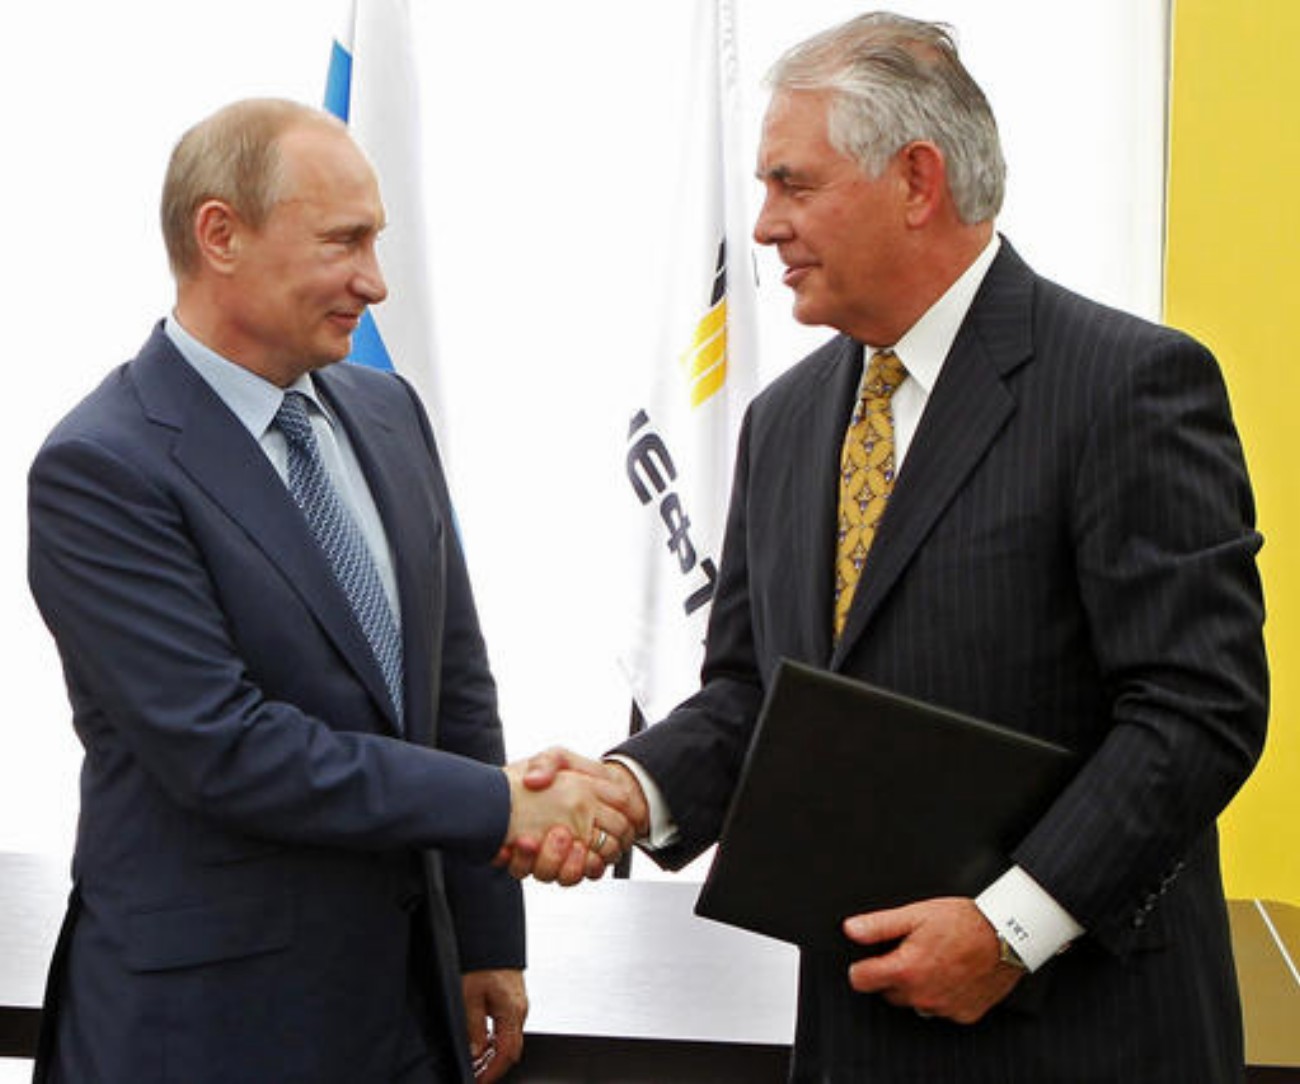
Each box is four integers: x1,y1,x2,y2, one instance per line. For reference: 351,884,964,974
619,0,758,726
325,0,446,435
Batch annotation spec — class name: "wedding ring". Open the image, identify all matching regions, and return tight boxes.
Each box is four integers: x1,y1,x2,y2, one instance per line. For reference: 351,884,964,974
593,828,608,851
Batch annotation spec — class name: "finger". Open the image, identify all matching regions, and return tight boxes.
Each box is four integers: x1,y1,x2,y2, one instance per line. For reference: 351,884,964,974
584,849,610,880
529,827,575,882
848,954,904,995
505,847,536,881
589,810,632,857
844,906,914,948
497,834,541,877
476,1019,521,1083
555,842,590,887
471,1036,499,1082
583,836,616,876
509,834,542,859
844,911,915,995
464,993,489,1065
492,1004,525,1071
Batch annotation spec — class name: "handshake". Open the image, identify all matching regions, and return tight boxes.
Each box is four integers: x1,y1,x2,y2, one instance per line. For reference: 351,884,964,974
498,749,650,885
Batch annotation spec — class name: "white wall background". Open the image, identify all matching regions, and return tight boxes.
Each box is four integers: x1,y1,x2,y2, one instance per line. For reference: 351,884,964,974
0,0,1166,862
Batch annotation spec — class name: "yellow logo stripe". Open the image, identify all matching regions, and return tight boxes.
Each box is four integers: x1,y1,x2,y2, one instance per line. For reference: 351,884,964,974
681,298,729,407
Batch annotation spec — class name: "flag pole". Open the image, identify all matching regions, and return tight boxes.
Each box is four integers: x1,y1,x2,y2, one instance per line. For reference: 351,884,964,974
615,0,755,882
613,702,648,879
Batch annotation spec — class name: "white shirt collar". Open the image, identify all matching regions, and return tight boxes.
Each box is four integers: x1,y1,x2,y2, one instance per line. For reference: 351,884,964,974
164,314,332,439
868,234,1001,394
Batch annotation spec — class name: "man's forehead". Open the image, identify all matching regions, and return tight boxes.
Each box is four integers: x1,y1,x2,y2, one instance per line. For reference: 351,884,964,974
756,93,841,176
760,90,830,142
764,88,831,125
279,124,373,180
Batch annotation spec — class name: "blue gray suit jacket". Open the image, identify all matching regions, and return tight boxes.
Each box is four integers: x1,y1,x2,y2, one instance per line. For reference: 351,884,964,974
28,324,523,1083
618,241,1268,1082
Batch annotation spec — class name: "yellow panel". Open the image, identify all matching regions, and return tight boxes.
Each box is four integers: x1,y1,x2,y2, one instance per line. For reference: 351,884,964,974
1166,0,1300,903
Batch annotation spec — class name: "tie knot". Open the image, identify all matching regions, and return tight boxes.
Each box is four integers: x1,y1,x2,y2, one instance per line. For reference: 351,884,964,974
865,350,907,399
274,391,315,448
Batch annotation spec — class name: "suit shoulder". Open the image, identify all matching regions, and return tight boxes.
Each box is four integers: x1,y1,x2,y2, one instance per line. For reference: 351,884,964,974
317,359,413,399
317,361,428,421
1032,274,1207,363
38,324,192,452
39,363,139,451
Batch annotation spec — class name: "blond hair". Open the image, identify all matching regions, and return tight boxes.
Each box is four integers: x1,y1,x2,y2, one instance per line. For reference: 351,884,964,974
161,98,346,278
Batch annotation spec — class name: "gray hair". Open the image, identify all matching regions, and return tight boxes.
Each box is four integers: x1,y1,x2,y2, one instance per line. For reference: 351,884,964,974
767,11,1005,223
161,98,345,279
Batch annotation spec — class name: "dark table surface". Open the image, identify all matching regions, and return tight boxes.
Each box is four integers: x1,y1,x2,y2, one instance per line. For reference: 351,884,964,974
3,851,1297,1079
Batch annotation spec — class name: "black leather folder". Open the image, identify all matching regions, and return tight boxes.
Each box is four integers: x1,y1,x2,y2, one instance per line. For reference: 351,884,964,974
694,659,1077,950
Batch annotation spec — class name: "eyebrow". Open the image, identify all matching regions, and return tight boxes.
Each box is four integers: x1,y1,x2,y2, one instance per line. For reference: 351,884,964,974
756,163,814,186
323,221,382,242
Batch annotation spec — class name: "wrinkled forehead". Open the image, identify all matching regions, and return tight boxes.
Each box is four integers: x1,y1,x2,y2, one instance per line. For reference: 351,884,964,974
756,90,841,172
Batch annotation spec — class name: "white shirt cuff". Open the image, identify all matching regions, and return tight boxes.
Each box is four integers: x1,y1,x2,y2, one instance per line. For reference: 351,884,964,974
605,755,679,850
975,865,1085,972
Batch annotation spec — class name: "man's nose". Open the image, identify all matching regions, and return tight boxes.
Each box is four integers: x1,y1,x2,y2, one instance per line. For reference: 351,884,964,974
752,196,789,247
354,246,388,304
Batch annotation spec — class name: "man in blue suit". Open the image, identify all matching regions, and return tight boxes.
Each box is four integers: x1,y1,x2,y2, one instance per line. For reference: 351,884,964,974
28,98,629,1083
517,12,1268,1082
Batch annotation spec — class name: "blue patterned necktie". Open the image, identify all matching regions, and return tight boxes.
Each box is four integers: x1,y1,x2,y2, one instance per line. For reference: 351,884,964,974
274,391,405,729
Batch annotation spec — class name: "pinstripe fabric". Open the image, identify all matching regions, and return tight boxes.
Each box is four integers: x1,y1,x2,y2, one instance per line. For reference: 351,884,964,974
619,241,1266,1082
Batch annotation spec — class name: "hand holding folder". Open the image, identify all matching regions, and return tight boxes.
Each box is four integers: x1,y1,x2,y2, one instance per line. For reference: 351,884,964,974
694,660,1077,951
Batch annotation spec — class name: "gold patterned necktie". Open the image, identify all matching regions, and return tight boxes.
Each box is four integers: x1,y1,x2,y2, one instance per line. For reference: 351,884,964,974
833,349,908,639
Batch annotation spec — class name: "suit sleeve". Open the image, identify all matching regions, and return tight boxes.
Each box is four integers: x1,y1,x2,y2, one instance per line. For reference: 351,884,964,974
1013,331,1267,950
28,430,512,861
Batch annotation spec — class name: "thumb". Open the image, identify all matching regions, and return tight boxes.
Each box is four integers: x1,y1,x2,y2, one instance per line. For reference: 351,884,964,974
522,747,571,790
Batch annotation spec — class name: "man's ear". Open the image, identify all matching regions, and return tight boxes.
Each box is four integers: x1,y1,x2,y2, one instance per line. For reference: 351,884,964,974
899,140,947,228
193,199,242,273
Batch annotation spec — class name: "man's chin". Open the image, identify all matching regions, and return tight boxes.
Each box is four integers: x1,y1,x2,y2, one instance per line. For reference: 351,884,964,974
790,297,828,328
313,336,356,368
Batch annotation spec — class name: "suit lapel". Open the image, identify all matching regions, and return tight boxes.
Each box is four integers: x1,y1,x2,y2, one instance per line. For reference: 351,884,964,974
132,331,402,733
831,242,1036,664
787,338,864,664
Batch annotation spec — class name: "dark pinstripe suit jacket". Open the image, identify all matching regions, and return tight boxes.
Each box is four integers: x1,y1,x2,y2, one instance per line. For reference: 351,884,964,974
618,241,1268,1082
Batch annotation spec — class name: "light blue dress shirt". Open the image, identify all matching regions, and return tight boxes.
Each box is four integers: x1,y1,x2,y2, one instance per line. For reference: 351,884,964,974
163,315,402,622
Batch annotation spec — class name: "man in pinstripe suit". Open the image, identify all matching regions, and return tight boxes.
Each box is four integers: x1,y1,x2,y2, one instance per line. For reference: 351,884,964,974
515,11,1268,1081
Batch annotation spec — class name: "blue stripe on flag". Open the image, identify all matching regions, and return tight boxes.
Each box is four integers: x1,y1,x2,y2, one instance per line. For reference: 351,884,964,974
324,40,352,121
323,31,394,373
350,311,395,371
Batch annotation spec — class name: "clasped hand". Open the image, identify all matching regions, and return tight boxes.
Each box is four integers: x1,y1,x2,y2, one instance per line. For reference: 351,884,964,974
498,748,649,885
842,897,1024,1023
